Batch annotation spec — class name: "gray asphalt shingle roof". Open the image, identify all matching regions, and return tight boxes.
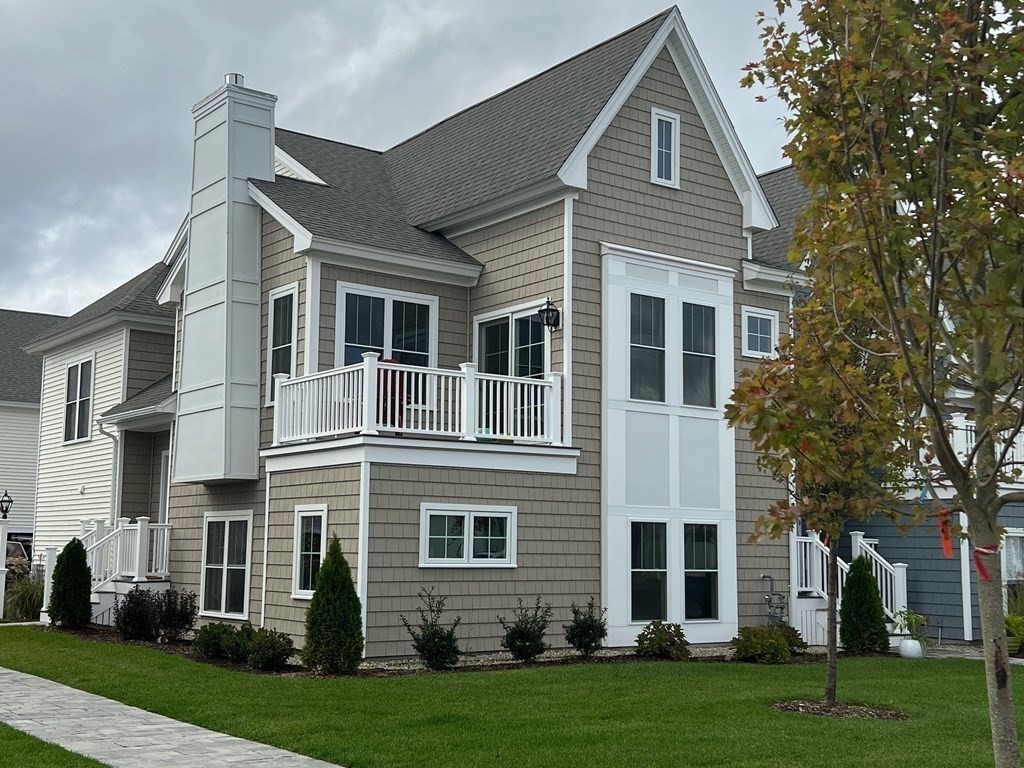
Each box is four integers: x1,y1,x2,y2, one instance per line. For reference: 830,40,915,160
0,309,65,403
253,132,477,267
27,262,175,349
752,165,810,270
252,9,672,260
101,374,173,419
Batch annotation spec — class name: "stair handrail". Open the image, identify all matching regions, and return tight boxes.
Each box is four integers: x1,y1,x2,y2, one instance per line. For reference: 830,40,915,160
850,531,907,620
84,526,123,591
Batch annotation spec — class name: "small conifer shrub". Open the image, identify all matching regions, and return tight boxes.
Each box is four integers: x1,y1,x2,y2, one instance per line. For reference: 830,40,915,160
303,535,363,674
48,538,92,629
840,556,891,654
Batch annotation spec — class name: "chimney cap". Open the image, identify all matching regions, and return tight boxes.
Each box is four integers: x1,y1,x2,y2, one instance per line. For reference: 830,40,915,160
225,73,244,87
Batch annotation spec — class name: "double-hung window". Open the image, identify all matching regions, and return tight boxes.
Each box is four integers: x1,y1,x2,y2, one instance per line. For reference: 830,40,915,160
293,505,327,598
741,307,779,358
478,310,546,379
630,294,666,402
339,284,435,368
650,108,681,188
202,512,252,618
267,283,298,403
682,302,715,407
631,521,667,622
419,503,516,567
64,359,93,442
683,523,719,620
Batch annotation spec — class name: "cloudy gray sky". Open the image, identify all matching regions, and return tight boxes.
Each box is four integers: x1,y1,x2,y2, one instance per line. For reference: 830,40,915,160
0,0,787,317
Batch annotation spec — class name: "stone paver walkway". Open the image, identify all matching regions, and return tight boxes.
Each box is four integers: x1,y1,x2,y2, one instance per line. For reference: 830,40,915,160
0,667,340,767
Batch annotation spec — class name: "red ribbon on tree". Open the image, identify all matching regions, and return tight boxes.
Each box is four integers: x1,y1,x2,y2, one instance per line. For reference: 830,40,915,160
938,510,954,558
974,545,999,583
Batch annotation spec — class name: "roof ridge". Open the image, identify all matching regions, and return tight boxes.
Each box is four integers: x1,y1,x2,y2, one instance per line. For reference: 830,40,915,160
385,7,673,154
276,127,382,155
112,262,167,312
0,307,66,319
757,162,795,178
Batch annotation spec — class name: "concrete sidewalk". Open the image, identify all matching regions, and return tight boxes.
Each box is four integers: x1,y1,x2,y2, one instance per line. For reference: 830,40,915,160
0,667,340,767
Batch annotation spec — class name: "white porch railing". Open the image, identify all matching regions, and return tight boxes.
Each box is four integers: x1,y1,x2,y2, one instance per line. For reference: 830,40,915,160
274,352,563,446
81,517,171,590
794,530,908,619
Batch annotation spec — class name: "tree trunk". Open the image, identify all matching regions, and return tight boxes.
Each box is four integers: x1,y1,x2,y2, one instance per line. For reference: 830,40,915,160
970,515,1021,768
824,536,839,707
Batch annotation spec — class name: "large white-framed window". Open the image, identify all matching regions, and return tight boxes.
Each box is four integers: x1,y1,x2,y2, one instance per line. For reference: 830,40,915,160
1004,529,1024,611
419,503,517,568
335,282,438,368
63,356,94,443
630,520,668,622
741,306,779,359
681,302,716,408
683,523,719,620
650,108,681,188
629,293,666,402
473,301,550,379
292,504,328,599
200,511,253,619
266,282,299,404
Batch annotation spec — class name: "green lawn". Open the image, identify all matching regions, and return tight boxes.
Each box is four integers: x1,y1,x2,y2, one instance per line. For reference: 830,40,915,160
0,722,104,768
0,627,1020,768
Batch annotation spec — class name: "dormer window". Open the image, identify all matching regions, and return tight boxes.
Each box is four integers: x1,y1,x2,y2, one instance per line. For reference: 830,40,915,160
650,108,680,188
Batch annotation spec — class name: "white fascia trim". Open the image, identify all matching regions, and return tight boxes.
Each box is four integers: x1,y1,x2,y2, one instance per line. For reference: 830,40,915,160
600,241,737,279
274,146,327,185
97,400,176,428
260,470,271,628
247,181,315,251
558,9,777,232
742,261,809,297
562,196,574,446
358,460,370,650
425,177,568,236
310,238,481,287
262,435,580,475
162,216,189,265
157,248,187,305
303,257,322,375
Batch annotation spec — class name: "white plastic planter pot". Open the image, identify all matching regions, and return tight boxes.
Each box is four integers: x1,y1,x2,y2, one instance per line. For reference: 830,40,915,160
898,638,924,659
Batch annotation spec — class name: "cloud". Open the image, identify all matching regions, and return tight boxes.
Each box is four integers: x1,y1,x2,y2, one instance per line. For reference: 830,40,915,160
0,0,787,316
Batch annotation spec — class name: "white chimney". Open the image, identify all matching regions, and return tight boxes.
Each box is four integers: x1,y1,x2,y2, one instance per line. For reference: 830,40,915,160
173,74,276,483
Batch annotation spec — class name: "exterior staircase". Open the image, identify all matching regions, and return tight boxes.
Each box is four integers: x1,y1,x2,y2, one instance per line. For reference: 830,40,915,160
39,517,172,625
791,531,908,646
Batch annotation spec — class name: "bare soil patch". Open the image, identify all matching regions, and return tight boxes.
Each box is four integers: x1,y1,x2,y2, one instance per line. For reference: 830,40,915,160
772,699,909,720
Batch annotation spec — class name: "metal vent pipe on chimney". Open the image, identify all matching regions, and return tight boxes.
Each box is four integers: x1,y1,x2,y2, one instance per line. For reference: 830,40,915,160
225,73,244,86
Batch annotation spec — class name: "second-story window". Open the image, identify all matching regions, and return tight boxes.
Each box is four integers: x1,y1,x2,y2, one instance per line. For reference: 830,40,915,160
682,302,715,407
630,293,665,402
267,283,298,403
477,309,546,378
650,108,681,188
64,359,93,442
338,284,436,368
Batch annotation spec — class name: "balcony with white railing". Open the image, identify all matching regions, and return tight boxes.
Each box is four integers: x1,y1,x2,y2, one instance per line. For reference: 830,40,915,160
273,352,564,447
949,414,1024,485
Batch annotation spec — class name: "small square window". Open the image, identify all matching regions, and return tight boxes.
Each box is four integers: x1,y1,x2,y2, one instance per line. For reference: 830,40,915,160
741,307,779,359
419,504,516,567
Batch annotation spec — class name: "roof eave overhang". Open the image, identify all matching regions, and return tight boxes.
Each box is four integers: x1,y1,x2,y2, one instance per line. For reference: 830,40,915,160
556,8,778,234
742,261,808,297
98,395,176,428
422,177,572,238
23,312,175,356
248,180,483,288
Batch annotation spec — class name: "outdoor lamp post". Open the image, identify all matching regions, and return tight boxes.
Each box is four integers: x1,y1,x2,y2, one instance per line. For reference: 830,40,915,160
0,490,11,520
0,491,9,621
537,298,561,332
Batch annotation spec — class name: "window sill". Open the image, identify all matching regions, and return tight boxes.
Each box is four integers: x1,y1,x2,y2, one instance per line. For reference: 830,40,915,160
62,436,92,446
199,610,250,621
650,176,680,189
741,351,776,361
418,562,517,569
290,593,313,601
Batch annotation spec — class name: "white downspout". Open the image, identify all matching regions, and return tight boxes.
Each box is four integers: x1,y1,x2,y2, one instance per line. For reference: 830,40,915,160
97,424,120,526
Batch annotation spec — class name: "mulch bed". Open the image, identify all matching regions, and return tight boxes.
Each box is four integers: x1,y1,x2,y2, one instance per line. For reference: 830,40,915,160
772,699,909,720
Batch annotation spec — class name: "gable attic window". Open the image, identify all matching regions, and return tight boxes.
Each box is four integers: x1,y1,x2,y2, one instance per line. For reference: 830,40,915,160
650,108,681,188
64,358,93,442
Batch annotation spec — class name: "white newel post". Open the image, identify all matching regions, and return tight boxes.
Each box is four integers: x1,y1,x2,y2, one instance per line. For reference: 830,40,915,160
546,371,563,446
273,373,290,444
808,532,822,595
134,517,150,582
893,562,909,618
39,546,57,624
117,517,131,577
460,362,477,441
950,412,968,458
361,352,380,435
850,531,865,562
0,566,6,621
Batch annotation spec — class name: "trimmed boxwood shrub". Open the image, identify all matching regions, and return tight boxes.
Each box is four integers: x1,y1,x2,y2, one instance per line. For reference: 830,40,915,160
635,620,690,660
840,556,891,654
731,626,791,663
563,597,607,658
498,597,553,663
401,587,462,671
193,622,237,659
778,624,808,653
303,535,364,674
247,628,295,671
113,586,160,641
48,538,92,629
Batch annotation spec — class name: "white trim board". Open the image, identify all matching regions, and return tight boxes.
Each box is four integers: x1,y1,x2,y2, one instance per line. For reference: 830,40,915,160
263,435,579,475
558,9,777,233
